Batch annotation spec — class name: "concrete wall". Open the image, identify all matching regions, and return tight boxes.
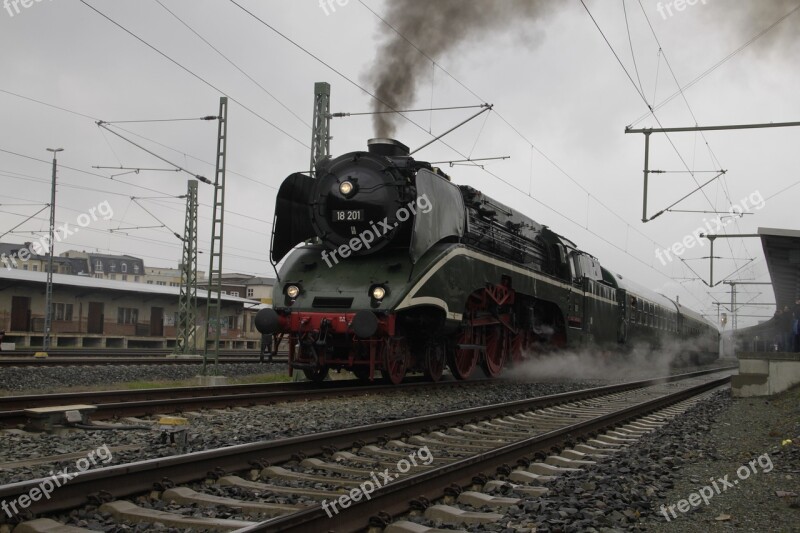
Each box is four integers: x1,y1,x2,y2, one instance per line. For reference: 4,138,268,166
732,353,800,397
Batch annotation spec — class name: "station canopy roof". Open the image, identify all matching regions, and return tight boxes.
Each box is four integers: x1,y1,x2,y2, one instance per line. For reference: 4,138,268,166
759,227,800,309
0,268,262,306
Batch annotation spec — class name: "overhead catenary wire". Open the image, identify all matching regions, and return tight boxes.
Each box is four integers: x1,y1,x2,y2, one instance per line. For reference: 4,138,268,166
331,104,489,117
633,0,763,284
78,0,310,149
153,0,311,130
131,198,182,240
96,121,211,184
622,0,646,99
0,207,271,266
100,116,219,124
578,0,749,287
0,168,275,239
0,205,50,240
0,87,281,192
628,2,800,127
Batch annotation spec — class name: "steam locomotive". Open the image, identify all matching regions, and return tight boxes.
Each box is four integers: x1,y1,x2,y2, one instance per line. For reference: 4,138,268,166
255,138,719,383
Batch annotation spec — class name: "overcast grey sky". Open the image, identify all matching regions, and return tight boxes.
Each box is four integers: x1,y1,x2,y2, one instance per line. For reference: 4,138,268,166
1,0,798,328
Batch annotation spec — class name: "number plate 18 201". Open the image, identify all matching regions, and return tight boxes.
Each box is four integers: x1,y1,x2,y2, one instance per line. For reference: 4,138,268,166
332,210,364,222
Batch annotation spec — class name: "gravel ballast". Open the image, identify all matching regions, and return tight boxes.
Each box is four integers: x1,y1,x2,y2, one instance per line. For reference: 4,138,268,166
475,387,799,532
0,379,604,484
0,362,285,394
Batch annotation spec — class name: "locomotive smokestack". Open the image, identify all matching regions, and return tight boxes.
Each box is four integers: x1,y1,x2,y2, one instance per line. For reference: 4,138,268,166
368,138,410,157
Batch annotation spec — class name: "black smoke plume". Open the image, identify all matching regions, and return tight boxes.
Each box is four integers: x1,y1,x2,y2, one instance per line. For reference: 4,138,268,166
367,0,556,138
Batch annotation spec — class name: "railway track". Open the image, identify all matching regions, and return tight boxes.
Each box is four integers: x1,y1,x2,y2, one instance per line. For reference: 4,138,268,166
1,348,267,357
0,352,287,367
0,368,733,532
0,376,493,427
0,356,287,367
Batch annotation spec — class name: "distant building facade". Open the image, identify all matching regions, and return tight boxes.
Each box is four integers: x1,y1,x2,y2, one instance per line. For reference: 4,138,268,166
61,250,145,283
145,266,206,287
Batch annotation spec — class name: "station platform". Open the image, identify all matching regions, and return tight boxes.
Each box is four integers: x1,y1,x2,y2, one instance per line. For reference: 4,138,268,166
732,352,800,397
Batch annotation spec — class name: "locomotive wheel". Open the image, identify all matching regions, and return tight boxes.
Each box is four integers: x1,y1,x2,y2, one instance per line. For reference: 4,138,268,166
380,339,408,385
302,366,329,382
423,342,446,382
481,326,506,377
447,329,478,380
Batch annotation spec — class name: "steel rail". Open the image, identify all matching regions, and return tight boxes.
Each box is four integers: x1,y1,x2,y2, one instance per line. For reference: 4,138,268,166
0,349,273,358
248,374,731,532
0,356,288,367
0,377,494,426
0,368,732,517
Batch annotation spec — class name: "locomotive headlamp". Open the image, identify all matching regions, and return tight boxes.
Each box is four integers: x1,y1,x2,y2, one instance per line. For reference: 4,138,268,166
339,181,354,197
371,286,386,300
285,285,300,299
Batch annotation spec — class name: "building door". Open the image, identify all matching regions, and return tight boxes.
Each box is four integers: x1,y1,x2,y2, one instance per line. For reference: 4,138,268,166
150,307,164,336
87,302,104,334
10,296,31,331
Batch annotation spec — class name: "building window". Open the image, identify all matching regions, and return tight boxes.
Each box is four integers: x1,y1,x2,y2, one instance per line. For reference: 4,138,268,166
122,274,128,281
51,303,73,321
109,263,116,273
147,280,153,284
156,281,166,286
117,307,138,324
221,290,227,295
109,274,116,280
22,264,28,271
230,291,239,297
133,264,139,274
32,265,38,271
121,263,127,273
169,282,178,287
95,273,103,278
246,288,254,298
134,276,140,282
